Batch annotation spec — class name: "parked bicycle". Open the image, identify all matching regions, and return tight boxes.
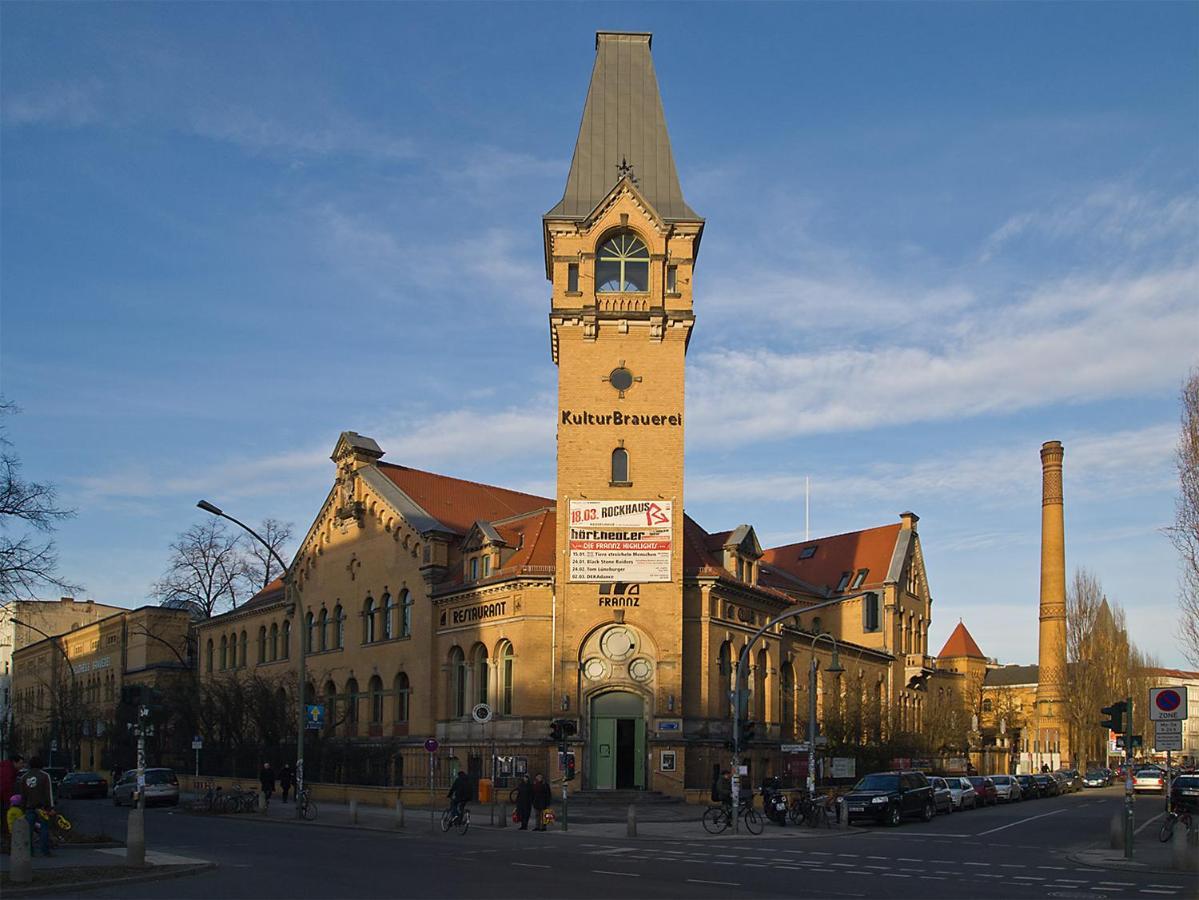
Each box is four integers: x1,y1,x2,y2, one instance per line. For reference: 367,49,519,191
441,803,470,835
701,796,763,835
789,791,835,828
1159,801,1194,843
296,788,317,821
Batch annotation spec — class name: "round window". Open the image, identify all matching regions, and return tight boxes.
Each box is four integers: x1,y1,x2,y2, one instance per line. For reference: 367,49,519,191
600,626,636,661
583,658,608,681
628,658,653,683
608,367,634,392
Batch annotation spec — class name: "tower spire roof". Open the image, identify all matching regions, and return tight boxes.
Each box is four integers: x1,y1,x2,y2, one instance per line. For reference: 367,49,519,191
546,32,699,222
937,621,986,660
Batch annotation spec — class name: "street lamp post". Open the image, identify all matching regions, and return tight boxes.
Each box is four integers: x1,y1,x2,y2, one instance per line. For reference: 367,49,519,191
197,500,305,820
808,632,844,799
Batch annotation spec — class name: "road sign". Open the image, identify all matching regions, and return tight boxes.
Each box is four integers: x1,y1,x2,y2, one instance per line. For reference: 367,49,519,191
471,703,493,724
191,737,203,750
50,740,58,752
424,737,440,754
305,704,324,730
1155,721,1183,752
781,743,809,753
1155,720,1183,735
1150,686,1188,721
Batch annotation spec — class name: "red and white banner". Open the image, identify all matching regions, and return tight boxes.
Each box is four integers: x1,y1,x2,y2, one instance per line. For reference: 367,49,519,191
568,500,673,582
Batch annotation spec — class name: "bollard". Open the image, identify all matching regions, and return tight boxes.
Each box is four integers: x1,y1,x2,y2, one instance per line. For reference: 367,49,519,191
1173,822,1199,872
627,803,637,838
833,797,848,830
1109,813,1123,850
499,804,508,828
11,815,32,883
127,804,147,868
349,798,359,825
395,799,404,830
258,790,267,813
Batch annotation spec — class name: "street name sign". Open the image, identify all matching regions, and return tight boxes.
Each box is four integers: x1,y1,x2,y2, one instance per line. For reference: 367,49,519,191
1149,686,1187,721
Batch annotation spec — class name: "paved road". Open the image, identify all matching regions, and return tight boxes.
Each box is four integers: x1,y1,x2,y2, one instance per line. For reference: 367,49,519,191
51,787,1194,898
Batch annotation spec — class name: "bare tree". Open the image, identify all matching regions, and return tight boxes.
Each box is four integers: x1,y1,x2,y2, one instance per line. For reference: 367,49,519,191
0,400,79,598
151,519,250,617
1171,369,1199,667
242,518,293,591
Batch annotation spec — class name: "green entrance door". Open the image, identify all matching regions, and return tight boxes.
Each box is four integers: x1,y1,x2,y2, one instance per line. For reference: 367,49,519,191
590,692,646,790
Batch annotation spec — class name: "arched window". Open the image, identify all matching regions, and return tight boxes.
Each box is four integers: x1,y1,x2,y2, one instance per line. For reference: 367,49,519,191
305,612,315,653
318,609,329,651
239,631,247,667
345,678,360,725
472,643,489,706
780,662,795,739
382,593,395,640
596,231,649,292
282,619,291,659
219,636,228,670
363,596,376,644
982,698,993,713
227,632,236,668
611,447,629,483
497,641,514,715
335,604,346,648
394,672,410,723
369,675,384,724
324,680,337,733
206,639,214,673
257,626,267,664
269,623,279,661
449,647,466,718
400,590,413,638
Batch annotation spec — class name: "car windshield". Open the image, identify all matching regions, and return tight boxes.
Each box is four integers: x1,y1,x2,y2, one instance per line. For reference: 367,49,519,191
992,776,1010,784
145,771,175,785
1174,776,1199,789
854,774,899,792
968,777,986,787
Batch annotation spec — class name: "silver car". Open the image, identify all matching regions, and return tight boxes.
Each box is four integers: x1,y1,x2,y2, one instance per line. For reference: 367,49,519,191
989,774,1022,802
1133,768,1166,794
112,768,180,807
945,776,978,810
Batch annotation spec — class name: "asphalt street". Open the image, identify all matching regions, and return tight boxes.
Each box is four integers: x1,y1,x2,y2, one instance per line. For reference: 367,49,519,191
48,787,1197,899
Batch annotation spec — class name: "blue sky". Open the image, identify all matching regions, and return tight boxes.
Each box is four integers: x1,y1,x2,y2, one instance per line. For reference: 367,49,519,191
2,3,1196,667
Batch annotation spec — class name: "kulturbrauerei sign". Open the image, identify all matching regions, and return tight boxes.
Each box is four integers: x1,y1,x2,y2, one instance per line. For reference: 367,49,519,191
568,500,672,583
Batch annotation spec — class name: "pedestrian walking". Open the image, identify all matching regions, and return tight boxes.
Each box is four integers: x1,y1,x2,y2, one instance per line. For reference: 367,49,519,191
18,756,53,857
259,762,275,807
514,775,533,830
279,763,293,803
531,773,552,831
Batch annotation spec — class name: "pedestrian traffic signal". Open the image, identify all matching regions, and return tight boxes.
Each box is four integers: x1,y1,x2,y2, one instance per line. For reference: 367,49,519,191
1100,701,1128,734
549,720,563,742
565,756,576,781
740,719,756,743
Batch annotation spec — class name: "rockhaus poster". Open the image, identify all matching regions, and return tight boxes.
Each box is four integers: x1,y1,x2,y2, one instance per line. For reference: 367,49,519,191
568,500,673,582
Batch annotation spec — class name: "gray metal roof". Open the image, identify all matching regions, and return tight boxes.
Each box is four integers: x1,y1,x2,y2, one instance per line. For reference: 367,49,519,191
984,664,1040,687
546,32,699,223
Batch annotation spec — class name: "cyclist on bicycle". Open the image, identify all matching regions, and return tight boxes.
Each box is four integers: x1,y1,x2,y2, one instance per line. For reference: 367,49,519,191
446,771,470,824
711,769,732,812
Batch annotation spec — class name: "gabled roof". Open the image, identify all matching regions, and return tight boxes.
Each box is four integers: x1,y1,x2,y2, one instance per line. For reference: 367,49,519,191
546,32,699,223
938,621,986,660
435,507,556,593
984,664,1040,687
761,523,903,595
375,462,551,536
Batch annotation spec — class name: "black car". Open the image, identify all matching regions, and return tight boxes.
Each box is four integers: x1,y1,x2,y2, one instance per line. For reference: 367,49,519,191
1032,773,1060,797
844,770,935,827
1016,774,1040,799
59,771,109,799
1170,774,1199,814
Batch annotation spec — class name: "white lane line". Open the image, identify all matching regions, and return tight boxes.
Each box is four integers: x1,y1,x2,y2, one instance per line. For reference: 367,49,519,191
1013,876,1045,881
975,807,1066,836
1098,883,1135,887
897,857,921,862
882,873,911,878
688,879,741,887
837,853,860,857
1037,866,1067,870
1093,890,1123,894
744,864,768,868
1135,812,1166,835
1140,892,1178,896
775,865,803,870
512,863,550,869
963,862,990,867
713,861,736,866
1055,879,1088,883
867,855,888,860
592,870,638,877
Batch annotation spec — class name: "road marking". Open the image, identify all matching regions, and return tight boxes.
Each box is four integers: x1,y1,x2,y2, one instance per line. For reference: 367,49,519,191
592,870,638,877
512,863,550,869
744,864,768,868
1098,883,1135,887
1135,812,1167,835
897,857,921,862
975,807,1065,836
687,880,740,887
1037,866,1067,870
867,855,888,860
964,861,990,867
775,865,802,870
1093,889,1123,893
837,853,860,857
882,873,911,878
590,847,636,856
1140,891,1178,895
1013,876,1044,881
713,861,736,866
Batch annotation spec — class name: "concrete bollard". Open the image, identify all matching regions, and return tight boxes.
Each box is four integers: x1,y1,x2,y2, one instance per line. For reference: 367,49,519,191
499,804,508,828
833,797,848,829
1173,822,1199,872
627,804,637,838
258,790,267,813
10,815,33,883
1109,813,1123,850
349,798,358,825
395,799,404,830
127,805,146,868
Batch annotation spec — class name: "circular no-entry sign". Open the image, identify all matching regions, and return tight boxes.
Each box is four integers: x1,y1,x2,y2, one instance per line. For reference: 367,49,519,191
424,737,440,754
1155,689,1182,713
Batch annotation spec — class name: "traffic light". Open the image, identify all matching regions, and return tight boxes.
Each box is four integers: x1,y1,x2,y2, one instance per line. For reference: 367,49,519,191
1100,701,1128,734
740,719,756,744
549,720,563,742
561,719,578,738
565,754,576,781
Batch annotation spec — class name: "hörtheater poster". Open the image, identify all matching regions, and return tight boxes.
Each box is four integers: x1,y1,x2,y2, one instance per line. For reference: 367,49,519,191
568,500,673,582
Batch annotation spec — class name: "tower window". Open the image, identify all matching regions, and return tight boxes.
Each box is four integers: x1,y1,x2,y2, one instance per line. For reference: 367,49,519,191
596,232,649,292
567,263,579,293
610,447,630,484
666,265,678,293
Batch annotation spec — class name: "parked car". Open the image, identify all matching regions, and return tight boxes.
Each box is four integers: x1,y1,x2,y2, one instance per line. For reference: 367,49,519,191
1133,768,1166,794
59,771,109,799
989,774,1022,802
1057,769,1083,792
1016,774,1040,799
945,776,978,810
1032,773,1060,797
929,777,955,815
1083,770,1108,789
844,771,936,827
1170,774,1199,814
968,775,998,806
1051,772,1071,794
112,768,179,807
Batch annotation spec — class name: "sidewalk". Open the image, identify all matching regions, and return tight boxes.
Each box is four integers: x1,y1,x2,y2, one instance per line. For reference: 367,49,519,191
0,845,215,897
1067,810,1198,876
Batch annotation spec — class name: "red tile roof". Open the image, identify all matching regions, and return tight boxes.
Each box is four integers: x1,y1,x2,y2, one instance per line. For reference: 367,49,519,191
761,523,901,595
1146,667,1199,680
937,621,986,659
377,462,552,535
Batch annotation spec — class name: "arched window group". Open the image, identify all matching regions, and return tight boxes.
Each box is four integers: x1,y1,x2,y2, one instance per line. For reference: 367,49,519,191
447,641,516,718
318,671,413,736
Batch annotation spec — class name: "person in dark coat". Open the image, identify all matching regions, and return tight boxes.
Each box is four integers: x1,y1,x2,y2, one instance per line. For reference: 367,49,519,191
446,771,470,823
19,756,53,856
530,773,552,831
259,763,275,806
514,775,533,830
278,763,293,803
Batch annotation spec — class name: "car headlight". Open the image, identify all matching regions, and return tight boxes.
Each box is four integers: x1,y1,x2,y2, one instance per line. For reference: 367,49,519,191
871,796,888,804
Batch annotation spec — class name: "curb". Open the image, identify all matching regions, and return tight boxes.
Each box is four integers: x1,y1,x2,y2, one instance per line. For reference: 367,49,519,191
3,861,217,897
1065,847,1184,878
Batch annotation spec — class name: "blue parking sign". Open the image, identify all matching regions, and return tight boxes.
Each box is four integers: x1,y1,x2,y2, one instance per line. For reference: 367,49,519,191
305,704,325,730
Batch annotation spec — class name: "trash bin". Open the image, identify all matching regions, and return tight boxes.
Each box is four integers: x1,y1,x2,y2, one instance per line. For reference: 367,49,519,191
478,778,493,803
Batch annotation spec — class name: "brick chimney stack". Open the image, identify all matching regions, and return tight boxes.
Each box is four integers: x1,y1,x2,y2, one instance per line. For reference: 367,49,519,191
1035,440,1068,761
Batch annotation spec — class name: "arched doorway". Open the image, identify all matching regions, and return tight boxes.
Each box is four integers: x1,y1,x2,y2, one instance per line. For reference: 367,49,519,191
590,691,646,790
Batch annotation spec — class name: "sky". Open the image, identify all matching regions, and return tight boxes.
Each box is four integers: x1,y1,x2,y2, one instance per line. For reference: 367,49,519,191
2,2,1196,668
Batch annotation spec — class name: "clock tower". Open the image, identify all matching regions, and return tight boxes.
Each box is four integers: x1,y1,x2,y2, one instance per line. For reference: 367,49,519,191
543,32,703,791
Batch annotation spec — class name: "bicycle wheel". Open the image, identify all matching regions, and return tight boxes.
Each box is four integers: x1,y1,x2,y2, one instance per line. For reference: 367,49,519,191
457,810,470,835
1160,816,1175,843
440,808,453,832
301,798,317,821
741,808,764,835
702,806,728,834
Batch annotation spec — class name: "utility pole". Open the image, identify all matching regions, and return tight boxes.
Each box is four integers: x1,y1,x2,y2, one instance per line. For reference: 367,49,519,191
1123,695,1134,860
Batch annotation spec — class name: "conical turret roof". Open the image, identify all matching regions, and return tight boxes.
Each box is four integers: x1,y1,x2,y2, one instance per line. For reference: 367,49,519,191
937,621,986,660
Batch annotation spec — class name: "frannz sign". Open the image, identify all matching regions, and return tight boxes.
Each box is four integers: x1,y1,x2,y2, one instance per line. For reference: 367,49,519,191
598,583,640,607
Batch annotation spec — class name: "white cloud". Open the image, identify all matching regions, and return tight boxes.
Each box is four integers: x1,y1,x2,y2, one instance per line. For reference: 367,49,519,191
186,105,416,162
3,79,104,127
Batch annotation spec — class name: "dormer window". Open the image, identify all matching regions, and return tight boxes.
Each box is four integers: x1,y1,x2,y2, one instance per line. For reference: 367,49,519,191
851,569,868,589
835,571,851,592
482,555,491,577
596,232,649,292
469,558,479,581
799,546,817,560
